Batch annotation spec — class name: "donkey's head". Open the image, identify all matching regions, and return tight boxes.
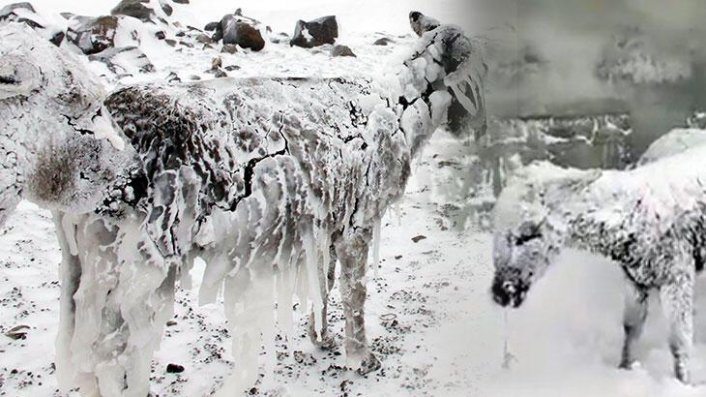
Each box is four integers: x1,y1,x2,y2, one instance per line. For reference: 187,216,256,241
0,24,128,226
490,162,597,308
399,17,487,143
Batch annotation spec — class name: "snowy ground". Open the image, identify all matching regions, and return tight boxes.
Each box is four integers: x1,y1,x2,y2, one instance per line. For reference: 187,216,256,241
3,1,706,396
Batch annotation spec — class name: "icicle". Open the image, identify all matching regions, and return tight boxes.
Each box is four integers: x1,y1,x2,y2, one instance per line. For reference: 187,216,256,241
60,213,81,256
501,309,516,369
392,202,403,226
371,216,382,278
302,225,324,331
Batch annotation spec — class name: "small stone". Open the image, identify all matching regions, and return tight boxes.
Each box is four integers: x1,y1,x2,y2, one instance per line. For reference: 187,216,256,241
224,65,240,71
4,324,30,340
111,0,154,22
195,33,212,44
211,57,222,70
155,30,166,40
331,44,356,57
166,320,177,326
160,3,173,16
166,363,184,373
373,37,394,46
221,44,238,54
411,235,427,243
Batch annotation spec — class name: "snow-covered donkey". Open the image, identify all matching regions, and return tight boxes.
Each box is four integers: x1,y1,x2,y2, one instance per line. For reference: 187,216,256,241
0,22,486,396
490,152,706,383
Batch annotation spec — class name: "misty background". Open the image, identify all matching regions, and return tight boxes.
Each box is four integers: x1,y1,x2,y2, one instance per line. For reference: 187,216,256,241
473,0,706,153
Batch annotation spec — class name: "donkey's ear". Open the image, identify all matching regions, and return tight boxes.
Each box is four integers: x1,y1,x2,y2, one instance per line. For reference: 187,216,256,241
0,55,41,100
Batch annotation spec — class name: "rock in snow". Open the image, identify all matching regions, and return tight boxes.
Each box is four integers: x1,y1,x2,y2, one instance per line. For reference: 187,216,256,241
210,13,266,51
66,15,119,55
331,44,356,57
111,0,155,22
290,15,338,48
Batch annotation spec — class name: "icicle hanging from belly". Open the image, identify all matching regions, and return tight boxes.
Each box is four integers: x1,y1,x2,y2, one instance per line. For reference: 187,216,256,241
501,309,516,369
372,216,382,278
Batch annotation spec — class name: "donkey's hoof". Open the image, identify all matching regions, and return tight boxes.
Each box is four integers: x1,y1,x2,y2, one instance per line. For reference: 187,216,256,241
618,360,642,371
356,352,381,376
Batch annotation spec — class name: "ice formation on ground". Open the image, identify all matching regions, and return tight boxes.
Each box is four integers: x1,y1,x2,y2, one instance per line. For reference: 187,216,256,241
490,144,706,383
0,19,486,396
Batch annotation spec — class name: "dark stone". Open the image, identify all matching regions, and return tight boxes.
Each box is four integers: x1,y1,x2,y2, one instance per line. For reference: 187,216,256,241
165,39,176,47
373,37,394,46
66,15,119,55
331,44,355,57
411,235,427,243
166,363,185,373
50,31,65,46
166,72,181,83
161,3,173,16
111,0,154,22
204,21,219,31
221,18,265,51
155,30,166,40
224,65,240,71
290,15,338,48
173,0,189,3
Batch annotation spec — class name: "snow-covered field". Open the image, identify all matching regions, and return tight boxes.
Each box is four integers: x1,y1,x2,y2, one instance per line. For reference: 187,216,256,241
2,1,706,396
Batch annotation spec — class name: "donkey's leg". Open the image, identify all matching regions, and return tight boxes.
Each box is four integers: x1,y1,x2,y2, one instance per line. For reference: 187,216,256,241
53,212,85,392
66,216,177,396
660,272,695,383
308,242,339,350
336,231,380,375
619,281,649,369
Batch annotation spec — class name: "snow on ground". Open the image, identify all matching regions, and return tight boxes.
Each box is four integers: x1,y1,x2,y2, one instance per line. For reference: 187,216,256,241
2,1,706,396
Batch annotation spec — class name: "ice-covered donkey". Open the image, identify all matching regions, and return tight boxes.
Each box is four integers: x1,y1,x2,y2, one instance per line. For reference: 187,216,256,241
490,152,706,383
0,19,486,397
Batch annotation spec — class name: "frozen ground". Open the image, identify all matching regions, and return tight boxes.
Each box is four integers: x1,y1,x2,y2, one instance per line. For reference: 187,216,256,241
2,1,706,396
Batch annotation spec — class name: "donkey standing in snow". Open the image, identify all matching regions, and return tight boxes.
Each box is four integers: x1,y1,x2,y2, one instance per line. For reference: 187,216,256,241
490,154,706,383
0,19,486,396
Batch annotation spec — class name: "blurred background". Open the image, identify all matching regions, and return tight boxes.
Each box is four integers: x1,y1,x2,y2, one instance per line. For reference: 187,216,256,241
427,0,706,229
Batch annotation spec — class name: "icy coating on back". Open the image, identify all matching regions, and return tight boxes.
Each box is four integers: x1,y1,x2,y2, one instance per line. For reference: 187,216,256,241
0,23,487,396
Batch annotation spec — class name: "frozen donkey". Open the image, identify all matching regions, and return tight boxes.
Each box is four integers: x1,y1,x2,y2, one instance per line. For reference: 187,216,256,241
490,157,706,383
0,19,486,397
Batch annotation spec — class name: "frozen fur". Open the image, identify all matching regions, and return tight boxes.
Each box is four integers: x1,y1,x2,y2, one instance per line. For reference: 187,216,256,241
491,149,706,383
0,22,486,396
